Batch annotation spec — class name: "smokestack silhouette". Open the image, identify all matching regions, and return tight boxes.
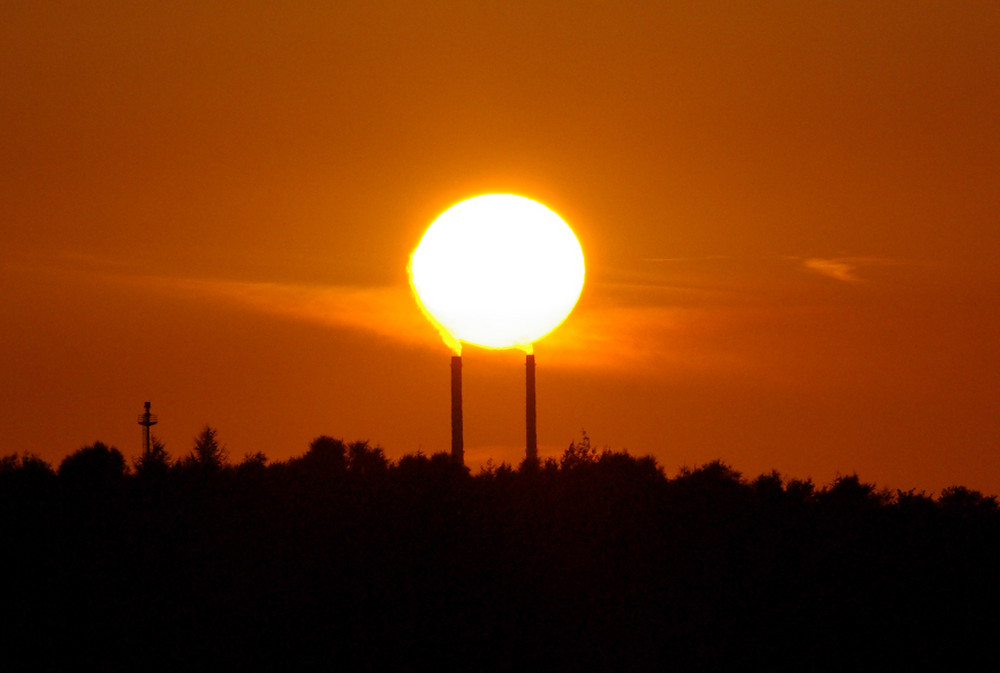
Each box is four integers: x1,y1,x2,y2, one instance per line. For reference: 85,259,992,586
451,355,464,465
526,354,537,464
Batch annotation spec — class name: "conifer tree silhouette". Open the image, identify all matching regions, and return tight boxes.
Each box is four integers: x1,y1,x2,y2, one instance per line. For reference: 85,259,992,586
134,436,171,477
185,426,228,471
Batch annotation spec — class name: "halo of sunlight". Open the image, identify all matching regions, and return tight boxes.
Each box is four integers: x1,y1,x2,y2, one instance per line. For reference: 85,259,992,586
409,194,585,351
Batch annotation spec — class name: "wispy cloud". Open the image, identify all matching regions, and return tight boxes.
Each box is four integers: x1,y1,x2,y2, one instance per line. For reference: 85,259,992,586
8,250,445,349
641,256,731,263
802,258,861,282
137,274,738,375
143,275,442,348
13,250,909,378
799,256,909,283
538,289,764,375
166,272,744,375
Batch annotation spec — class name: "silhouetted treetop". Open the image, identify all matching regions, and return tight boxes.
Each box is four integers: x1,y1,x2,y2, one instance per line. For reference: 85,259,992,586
134,436,171,478
298,435,347,473
1,452,55,479
345,440,388,475
939,484,999,515
3,434,1000,670
183,425,228,472
236,451,268,478
0,452,56,495
819,472,892,508
560,429,599,469
57,441,127,489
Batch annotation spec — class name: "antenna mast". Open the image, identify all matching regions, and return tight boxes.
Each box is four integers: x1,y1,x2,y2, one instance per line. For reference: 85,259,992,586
138,401,158,457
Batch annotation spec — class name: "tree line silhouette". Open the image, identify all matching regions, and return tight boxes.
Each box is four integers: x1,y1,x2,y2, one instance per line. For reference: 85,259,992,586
3,429,999,670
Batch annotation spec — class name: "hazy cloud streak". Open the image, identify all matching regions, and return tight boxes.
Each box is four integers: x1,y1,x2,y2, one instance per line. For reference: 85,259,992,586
799,256,914,283
803,258,861,282
143,275,442,348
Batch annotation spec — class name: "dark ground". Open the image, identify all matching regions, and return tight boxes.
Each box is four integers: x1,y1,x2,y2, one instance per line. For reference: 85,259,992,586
4,438,999,671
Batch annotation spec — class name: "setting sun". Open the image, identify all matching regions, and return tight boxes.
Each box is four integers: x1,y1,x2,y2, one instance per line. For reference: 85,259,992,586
409,194,585,351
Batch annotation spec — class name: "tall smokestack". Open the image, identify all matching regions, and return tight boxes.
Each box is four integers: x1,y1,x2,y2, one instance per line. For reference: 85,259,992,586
451,355,464,465
526,354,537,465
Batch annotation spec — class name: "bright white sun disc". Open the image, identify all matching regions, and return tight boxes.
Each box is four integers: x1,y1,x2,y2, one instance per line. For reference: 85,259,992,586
409,194,585,349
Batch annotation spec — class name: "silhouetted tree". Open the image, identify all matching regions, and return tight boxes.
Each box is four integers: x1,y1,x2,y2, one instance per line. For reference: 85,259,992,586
939,485,999,514
394,449,429,473
819,473,891,509
478,458,514,479
134,436,172,478
671,460,746,502
0,452,55,483
893,488,936,513
675,459,743,484
393,451,467,484
751,470,784,499
58,441,127,489
345,440,388,475
8,430,1000,671
560,430,598,470
595,449,663,480
183,425,229,472
236,451,268,477
0,453,56,503
302,435,347,474
784,477,817,505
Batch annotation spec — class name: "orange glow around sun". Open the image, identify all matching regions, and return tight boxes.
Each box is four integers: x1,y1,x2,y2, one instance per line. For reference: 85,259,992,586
409,194,585,352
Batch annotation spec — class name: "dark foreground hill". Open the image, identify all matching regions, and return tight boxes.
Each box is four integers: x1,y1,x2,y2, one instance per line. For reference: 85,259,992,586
3,435,999,671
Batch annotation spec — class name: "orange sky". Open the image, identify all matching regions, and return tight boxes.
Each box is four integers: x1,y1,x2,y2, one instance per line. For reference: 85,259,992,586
2,2,999,494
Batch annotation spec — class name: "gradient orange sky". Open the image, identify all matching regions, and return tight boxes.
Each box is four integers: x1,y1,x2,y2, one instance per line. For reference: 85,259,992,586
3,2,998,494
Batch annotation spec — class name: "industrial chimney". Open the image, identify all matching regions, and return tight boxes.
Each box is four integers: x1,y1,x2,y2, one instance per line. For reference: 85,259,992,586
526,354,537,465
451,355,464,465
